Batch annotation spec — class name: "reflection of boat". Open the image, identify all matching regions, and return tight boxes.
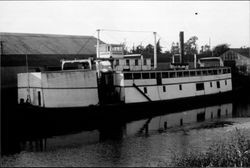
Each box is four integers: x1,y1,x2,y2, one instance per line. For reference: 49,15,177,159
126,103,233,136
17,31,232,112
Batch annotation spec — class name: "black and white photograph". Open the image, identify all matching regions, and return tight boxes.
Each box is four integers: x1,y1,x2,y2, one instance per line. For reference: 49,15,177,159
0,1,250,167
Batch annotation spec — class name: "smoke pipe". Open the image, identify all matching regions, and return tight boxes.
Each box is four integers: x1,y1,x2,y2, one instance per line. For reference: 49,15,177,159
179,31,184,64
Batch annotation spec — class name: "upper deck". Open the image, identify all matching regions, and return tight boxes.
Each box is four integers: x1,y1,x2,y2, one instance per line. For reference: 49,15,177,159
116,67,231,80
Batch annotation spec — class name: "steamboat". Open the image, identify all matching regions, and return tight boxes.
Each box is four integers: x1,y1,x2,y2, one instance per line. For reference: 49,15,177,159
17,30,232,116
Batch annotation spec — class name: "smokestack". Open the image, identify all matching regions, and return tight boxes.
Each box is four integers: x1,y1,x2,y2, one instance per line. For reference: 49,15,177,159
179,31,184,64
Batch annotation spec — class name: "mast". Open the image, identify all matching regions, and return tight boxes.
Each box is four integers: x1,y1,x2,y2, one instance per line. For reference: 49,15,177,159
96,29,100,58
153,32,157,69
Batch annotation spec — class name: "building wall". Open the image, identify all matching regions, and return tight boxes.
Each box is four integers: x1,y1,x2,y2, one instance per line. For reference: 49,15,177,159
220,50,250,74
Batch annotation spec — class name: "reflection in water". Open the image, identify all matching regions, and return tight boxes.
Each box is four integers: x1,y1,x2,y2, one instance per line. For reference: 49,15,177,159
16,103,233,153
126,103,232,136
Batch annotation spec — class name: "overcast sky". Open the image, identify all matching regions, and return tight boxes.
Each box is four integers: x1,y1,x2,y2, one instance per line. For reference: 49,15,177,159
0,1,249,51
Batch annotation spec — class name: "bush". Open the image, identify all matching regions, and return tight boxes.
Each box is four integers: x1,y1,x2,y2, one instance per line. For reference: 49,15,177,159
171,128,250,167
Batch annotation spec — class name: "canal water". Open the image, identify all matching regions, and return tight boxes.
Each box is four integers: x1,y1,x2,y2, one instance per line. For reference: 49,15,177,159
1,90,250,167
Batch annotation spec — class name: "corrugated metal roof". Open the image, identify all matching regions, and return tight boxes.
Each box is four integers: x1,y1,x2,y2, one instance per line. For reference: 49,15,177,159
0,32,101,55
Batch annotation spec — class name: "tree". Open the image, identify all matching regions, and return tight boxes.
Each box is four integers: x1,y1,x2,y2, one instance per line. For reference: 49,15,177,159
156,39,162,55
145,44,154,54
184,36,198,55
212,44,230,57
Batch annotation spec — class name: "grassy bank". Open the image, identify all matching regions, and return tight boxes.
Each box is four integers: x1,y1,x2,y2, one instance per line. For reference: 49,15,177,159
171,128,250,167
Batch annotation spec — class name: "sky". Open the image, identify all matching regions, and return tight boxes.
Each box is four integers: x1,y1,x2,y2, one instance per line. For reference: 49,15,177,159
0,1,249,51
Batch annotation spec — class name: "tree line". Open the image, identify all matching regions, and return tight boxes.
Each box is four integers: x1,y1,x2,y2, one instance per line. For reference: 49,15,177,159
124,36,230,62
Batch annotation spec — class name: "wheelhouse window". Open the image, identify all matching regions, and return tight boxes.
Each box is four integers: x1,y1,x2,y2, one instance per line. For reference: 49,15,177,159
126,59,130,66
225,80,227,85
196,83,204,91
210,82,213,87
135,59,138,66
133,73,141,79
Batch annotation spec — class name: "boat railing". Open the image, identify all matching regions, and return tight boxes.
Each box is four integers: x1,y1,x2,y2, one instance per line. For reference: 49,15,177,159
122,67,231,80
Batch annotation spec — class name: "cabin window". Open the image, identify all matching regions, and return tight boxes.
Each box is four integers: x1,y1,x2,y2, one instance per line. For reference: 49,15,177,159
135,59,138,66
210,82,213,87
116,59,119,65
170,72,175,78
38,91,41,106
217,109,221,118
190,71,195,76
156,73,162,85
196,83,204,91
144,59,147,65
133,73,141,79
124,73,132,79
225,80,227,85
217,81,220,88
144,87,147,94
163,86,166,92
126,59,130,66
179,84,182,90
184,71,189,77
202,70,208,75
150,72,156,79
142,73,150,79
107,46,110,51
196,70,201,76
162,72,168,78
223,68,227,74
177,71,183,77
208,70,213,75
180,118,183,126
213,70,218,75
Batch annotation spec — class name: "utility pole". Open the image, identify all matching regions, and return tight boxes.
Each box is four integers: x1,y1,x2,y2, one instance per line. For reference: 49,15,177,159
153,32,157,69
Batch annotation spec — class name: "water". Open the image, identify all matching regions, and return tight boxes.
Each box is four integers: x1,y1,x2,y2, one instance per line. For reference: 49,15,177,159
1,91,250,167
